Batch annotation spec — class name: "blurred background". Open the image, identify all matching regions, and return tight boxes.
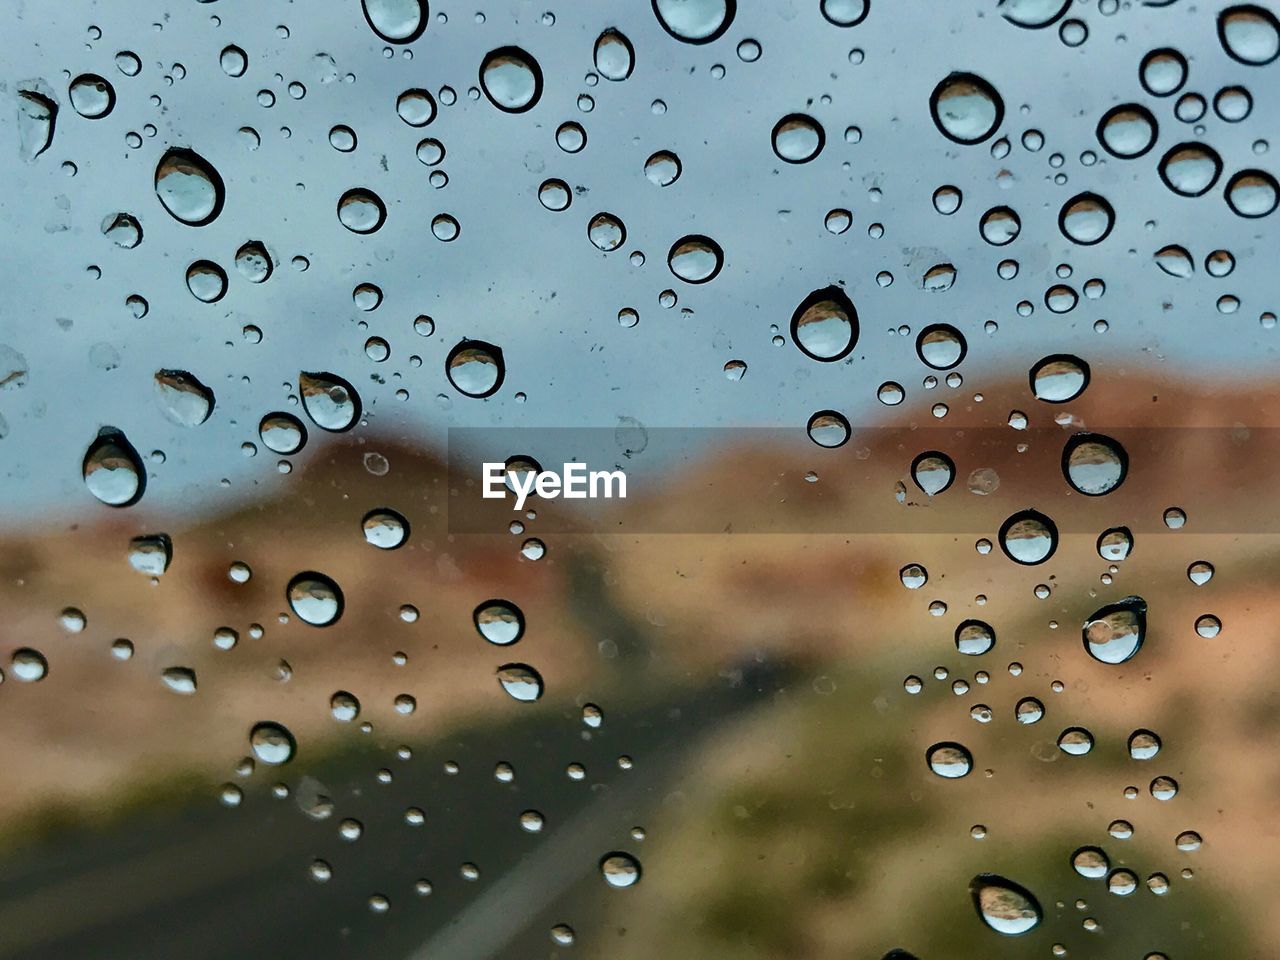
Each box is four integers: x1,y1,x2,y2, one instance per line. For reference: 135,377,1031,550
0,0,1277,957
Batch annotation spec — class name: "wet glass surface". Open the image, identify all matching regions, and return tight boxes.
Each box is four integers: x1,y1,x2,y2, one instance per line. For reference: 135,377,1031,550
0,0,1278,957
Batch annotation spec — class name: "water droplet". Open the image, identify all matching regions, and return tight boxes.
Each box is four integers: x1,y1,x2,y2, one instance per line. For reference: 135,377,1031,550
363,508,409,549
979,206,1020,245
480,47,542,112
900,564,928,589
1030,354,1089,402
69,74,115,118
536,178,571,211
1195,613,1221,638
1128,729,1161,759
912,451,955,495
791,286,858,361
1141,47,1187,96
955,620,995,656
162,666,197,694
235,241,272,282
1015,697,1044,724
83,427,145,507
588,213,626,251
1072,846,1109,878
474,600,525,645
1225,169,1279,217
999,509,1058,565
1159,143,1222,197
807,410,850,448
330,691,360,722
362,0,426,42
668,235,724,283
878,381,904,405
128,534,171,575
11,648,47,682
299,371,360,431
999,0,1071,28
431,214,460,241
1154,244,1194,277
1218,5,1280,65
652,0,734,44
1097,104,1158,158
329,125,356,152
970,875,1042,935
446,340,505,397
259,413,306,454
287,572,344,626
219,45,248,78
1063,433,1127,495
644,150,682,186
930,73,1004,145
337,188,386,233
772,114,825,163
595,28,635,80
1059,192,1114,245
600,851,642,887
1175,830,1202,851
155,149,225,226
917,324,967,369
1097,526,1133,561
154,369,214,426
396,88,437,126
821,0,869,26
497,663,544,701
1083,596,1147,664
1058,727,1094,755
927,741,973,778
250,721,296,765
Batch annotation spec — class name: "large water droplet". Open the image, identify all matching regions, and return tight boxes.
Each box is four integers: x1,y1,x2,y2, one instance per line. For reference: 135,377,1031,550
396,88,437,126
1159,143,1222,197
1128,728,1161,759
83,427,145,507
927,742,973,778
594,29,635,80
930,73,1003,145
1097,525,1134,561
362,0,426,42
299,372,360,431
11,648,48,682
1084,596,1147,664
1154,244,1194,277
496,663,544,701
1225,169,1279,217
912,451,955,495
17,89,56,161
917,324,967,369
1218,5,1280,65
600,851,642,887
69,74,114,118
363,508,409,549
772,114,825,163
1140,47,1187,96
446,340,505,398
668,235,724,283
154,369,214,426
480,47,542,113
475,600,525,645
588,213,626,251
644,151,682,186
1097,104,1157,158
807,410,850,448
969,875,1042,935
259,412,306,454
652,0,734,44
998,0,1070,27
821,0,869,26
102,213,142,248
1059,192,1114,245
337,188,386,233
129,534,172,575
999,509,1058,565
250,721,296,764
1072,846,1110,878
162,666,197,695
791,286,858,361
1063,433,1127,495
1030,354,1089,402
287,572,344,626
955,620,995,656
155,149,225,226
